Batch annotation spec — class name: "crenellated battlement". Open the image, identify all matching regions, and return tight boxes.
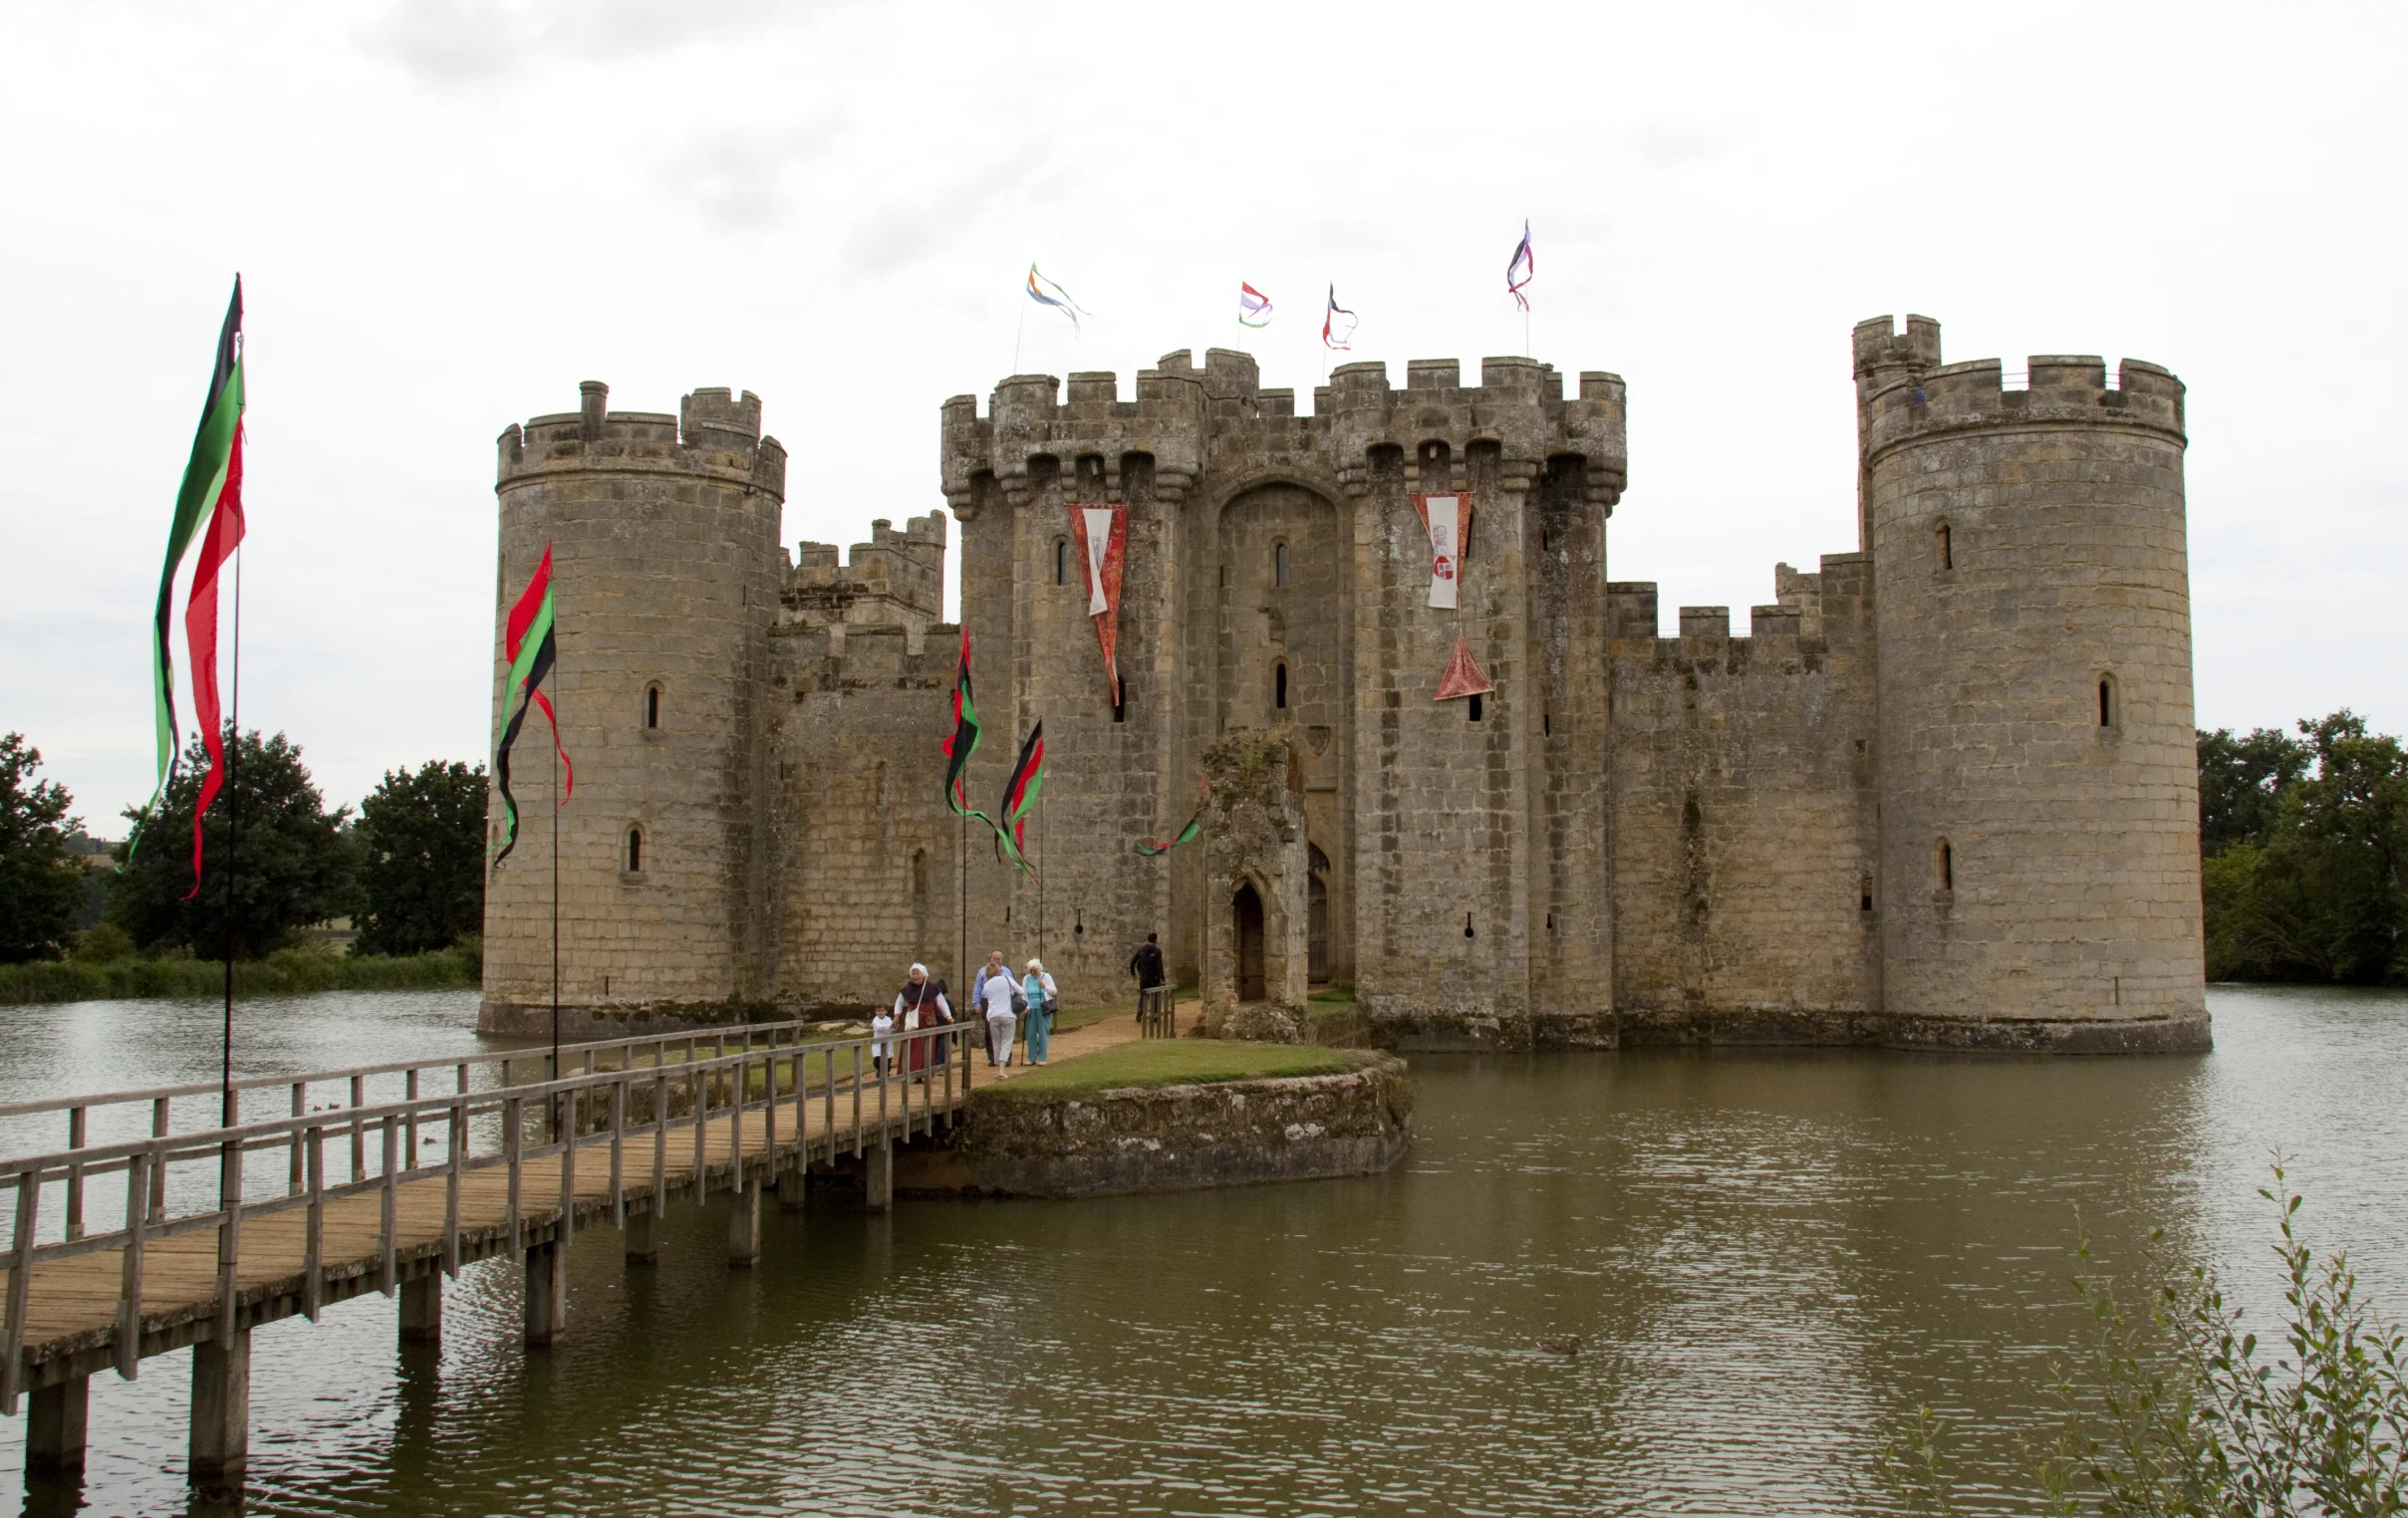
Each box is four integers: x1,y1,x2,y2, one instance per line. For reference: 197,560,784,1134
497,381,788,501
941,351,1628,518
1852,318,2186,468
773,620,955,685
782,512,946,636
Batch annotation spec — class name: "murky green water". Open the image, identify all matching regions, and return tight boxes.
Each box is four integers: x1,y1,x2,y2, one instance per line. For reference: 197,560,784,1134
3,985,2403,1516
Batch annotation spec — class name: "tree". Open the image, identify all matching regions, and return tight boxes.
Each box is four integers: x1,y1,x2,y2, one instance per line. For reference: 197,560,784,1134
112,727,356,960
2196,724,2310,855
0,734,87,962
355,760,487,955
2198,711,2408,983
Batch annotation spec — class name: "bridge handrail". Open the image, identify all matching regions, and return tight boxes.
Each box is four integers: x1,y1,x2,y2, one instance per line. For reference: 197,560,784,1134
0,1010,863,1123
0,1018,971,1413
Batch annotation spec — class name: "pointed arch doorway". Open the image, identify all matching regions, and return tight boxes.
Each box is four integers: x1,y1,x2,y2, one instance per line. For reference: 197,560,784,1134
1232,883,1266,1001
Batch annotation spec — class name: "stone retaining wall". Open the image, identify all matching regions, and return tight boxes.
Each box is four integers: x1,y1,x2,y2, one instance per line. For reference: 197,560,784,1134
931,1056,1412,1198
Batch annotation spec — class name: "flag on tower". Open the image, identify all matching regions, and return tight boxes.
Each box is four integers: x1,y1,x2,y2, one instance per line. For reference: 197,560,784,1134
1506,220,1534,312
1435,633,1494,701
1137,775,1210,856
139,278,246,887
1026,264,1089,334
1067,502,1128,702
1237,282,1274,328
491,545,566,867
1322,285,1357,350
1413,493,1474,610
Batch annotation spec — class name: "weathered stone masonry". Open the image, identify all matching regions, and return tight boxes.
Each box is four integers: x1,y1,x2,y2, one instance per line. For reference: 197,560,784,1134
481,316,2210,1054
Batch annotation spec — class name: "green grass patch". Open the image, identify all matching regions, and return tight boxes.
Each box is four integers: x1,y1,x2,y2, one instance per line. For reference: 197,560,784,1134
0,944,481,1005
976,1040,1381,1104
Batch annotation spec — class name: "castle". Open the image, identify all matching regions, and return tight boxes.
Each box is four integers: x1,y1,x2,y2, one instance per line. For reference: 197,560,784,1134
478,315,2210,1053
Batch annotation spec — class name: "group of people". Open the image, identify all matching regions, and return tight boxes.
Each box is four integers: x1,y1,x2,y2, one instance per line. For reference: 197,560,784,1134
870,953,1060,1079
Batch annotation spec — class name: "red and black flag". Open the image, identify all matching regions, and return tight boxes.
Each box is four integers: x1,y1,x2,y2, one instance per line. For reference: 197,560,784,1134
138,278,247,890
997,719,1045,872
492,545,568,866
942,629,1005,840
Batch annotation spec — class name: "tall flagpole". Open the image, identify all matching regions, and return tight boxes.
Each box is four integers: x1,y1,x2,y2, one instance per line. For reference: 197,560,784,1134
550,680,561,1130
221,545,241,1127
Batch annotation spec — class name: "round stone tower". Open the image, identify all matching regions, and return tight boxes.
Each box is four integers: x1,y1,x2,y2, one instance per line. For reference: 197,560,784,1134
479,381,788,1036
1855,315,2208,1052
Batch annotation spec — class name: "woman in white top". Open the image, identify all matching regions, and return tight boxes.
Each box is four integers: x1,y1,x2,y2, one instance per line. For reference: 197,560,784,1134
978,962,1019,1068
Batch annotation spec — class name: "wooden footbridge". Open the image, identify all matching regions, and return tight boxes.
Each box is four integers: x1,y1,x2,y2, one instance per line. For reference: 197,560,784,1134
0,1015,974,1491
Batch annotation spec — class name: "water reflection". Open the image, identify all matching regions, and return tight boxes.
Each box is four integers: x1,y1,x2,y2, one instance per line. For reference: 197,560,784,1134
0,986,2401,1515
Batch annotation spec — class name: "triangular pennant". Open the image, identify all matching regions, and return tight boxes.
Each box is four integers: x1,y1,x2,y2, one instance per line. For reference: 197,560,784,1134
1435,634,1493,701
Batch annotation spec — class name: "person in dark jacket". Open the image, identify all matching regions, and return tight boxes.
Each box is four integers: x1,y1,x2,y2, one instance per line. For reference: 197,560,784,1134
1129,932,1166,991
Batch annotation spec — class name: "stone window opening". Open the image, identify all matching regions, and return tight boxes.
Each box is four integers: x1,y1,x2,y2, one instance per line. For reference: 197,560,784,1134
1542,710,1551,737
1273,541,1289,588
1112,673,1127,724
1935,519,1953,572
644,683,662,730
1274,660,1288,711
1468,692,1483,723
2097,673,2117,728
627,827,646,874
1935,838,1953,893
1054,539,1068,586
1860,878,1874,912
1464,912,1474,939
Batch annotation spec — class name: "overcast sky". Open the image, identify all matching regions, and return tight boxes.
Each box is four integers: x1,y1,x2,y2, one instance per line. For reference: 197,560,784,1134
3,0,2402,831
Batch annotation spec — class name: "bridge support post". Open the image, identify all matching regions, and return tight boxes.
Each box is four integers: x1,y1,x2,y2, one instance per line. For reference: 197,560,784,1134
400,1270,441,1346
188,1327,250,1491
26,1374,90,1475
524,1240,567,1348
727,1169,761,1267
865,1139,893,1213
777,1163,807,1213
625,1201,659,1264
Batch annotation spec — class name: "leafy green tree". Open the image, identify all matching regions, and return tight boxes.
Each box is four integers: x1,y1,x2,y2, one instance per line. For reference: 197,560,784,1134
112,727,355,960
354,760,487,956
2199,711,2408,983
2197,724,2310,855
0,734,88,962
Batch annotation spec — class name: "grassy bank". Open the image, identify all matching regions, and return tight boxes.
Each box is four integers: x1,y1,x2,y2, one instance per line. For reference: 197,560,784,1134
0,945,481,1005
979,1041,1383,1105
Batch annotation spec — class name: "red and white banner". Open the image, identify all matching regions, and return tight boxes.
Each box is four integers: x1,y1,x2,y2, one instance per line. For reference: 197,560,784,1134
1067,503,1128,702
1412,493,1473,610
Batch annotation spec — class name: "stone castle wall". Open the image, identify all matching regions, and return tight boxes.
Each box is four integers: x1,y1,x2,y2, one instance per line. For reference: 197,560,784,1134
1857,320,2206,1049
481,315,2209,1054
482,383,786,1037
1605,560,1883,1042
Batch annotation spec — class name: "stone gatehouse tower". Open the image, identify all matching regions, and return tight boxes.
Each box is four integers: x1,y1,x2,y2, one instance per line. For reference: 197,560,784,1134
480,316,2210,1054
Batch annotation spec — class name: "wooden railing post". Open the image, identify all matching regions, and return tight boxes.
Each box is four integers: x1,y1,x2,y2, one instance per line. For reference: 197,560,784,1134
304,1124,325,1322
504,1095,524,1259
64,1106,86,1241
288,1083,306,1194
379,1115,400,1296
148,1098,167,1221
4,1168,41,1415
443,1100,463,1278
117,1150,148,1380
404,1069,420,1170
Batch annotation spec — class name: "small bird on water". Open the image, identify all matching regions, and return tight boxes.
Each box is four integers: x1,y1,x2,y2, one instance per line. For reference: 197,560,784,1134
1539,1337,1581,1357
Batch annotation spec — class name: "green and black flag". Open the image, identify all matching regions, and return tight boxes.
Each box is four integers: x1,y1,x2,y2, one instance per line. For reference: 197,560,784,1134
997,719,1045,873
492,543,569,865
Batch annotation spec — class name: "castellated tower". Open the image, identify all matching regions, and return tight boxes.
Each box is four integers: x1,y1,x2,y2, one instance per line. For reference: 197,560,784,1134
940,350,1626,1045
479,382,788,1036
1855,317,2208,1051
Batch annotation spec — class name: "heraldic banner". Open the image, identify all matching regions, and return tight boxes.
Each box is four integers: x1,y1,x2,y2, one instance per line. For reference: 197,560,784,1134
1067,502,1128,701
1411,493,1473,610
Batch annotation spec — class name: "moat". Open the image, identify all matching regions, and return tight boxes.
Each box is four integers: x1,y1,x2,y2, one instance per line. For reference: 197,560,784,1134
3,984,2402,1516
